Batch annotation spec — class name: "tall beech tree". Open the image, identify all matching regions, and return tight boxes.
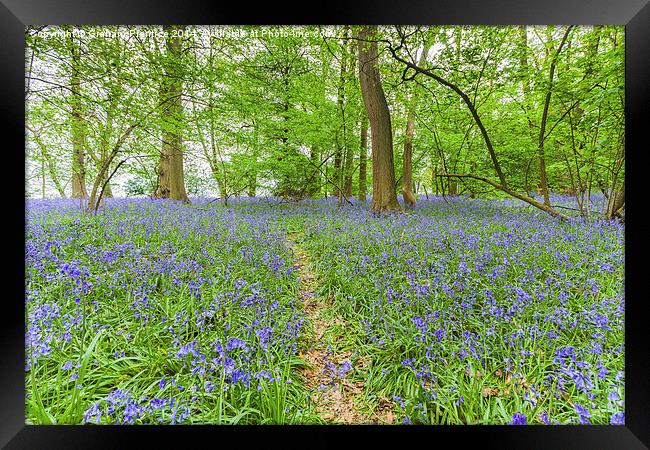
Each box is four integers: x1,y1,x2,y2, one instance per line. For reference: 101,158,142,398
156,25,190,202
358,26,401,214
68,32,87,200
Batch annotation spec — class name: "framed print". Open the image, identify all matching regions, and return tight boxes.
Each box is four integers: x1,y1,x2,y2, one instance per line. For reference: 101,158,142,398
2,0,648,448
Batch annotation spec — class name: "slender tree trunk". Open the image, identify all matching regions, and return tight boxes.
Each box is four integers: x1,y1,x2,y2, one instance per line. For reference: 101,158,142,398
469,160,476,198
358,26,401,214
358,114,368,201
606,139,625,219
30,128,67,198
156,81,172,199
343,136,355,198
156,25,189,203
323,164,329,200
335,26,350,204
248,145,258,197
69,31,87,199
104,181,113,198
537,28,554,206
402,44,429,209
403,115,417,206
432,165,438,196
247,175,256,197
342,36,357,199
333,150,341,198
41,159,45,198
448,28,462,197
309,146,320,197
248,125,258,197
606,187,624,219
537,26,572,207
448,179,458,196
213,167,227,204
519,26,538,195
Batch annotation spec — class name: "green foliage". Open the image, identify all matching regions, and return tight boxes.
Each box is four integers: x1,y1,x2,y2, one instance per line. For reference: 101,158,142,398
26,25,623,209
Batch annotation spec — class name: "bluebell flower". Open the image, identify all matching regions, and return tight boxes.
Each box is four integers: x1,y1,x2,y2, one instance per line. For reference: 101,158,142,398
610,412,624,425
83,402,102,424
510,412,527,425
574,404,591,424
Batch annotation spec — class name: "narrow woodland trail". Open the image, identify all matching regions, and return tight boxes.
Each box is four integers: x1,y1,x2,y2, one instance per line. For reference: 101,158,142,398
285,232,376,424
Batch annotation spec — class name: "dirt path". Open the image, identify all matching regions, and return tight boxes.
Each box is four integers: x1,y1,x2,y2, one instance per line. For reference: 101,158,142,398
286,232,372,424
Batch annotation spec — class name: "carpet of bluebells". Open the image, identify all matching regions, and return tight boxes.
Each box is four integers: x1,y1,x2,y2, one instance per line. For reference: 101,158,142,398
25,195,624,425
26,198,313,424
297,195,625,425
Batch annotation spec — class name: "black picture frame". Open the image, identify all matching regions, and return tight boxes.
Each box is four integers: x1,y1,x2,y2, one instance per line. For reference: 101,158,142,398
2,0,648,448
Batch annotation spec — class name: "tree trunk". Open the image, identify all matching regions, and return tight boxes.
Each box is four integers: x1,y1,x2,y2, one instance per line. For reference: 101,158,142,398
469,160,476,198
402,43,429,209
69,31,87,199
336,26,350,204
156,25,189,203
448,28,462,198
537,26,572,207
403,115,417,206
343,138,355,198
519,26,538,195
216,172,227,204
358,26,401,214
342,35,357,200
247,175,256,197
41,159,45,198
30,128,67,198
606,187,624,220
104,181,113,198
358,114,368,201
248,133,258,197
536,28,554,206
448,179,458,196
333,149,341,198
606,139,625,220
432,166,438,196
308,146,320,197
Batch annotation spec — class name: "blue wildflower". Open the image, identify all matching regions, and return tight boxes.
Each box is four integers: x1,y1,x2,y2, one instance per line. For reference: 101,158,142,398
510,412,527,425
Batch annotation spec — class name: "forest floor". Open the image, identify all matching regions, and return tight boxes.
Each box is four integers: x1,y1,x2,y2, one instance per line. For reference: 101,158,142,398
25,197,624,425
286,232,381,424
